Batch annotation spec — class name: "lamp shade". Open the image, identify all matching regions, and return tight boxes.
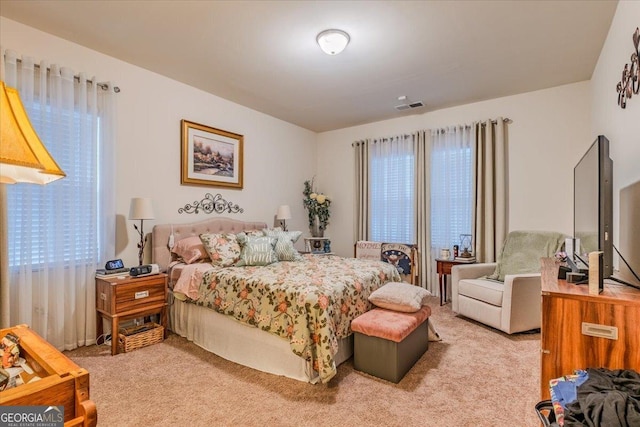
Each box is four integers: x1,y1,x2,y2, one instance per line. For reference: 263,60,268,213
129,197,155,220
317,29,350,55
276,205,292,220
0,81,66,184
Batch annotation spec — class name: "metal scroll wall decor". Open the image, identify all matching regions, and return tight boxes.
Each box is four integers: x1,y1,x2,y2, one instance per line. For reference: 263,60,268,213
616,27,639,109
178,193,244,214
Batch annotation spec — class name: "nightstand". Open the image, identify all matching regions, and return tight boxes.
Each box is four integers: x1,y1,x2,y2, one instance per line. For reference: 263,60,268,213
436,258,476,306
303,237,332,254
95,273,168,355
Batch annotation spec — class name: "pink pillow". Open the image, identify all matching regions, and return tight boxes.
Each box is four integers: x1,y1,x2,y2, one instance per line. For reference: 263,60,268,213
171,236,208,264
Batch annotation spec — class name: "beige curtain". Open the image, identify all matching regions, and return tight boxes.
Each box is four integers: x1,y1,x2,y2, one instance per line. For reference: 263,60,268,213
414,131,433,292
353,139,371,241
473,118,508,262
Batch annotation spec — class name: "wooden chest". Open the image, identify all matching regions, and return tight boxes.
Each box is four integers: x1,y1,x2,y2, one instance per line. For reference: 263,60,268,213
0,324,97,427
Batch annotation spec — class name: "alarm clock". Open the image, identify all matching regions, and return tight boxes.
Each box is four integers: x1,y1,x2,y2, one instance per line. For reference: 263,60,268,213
105,259,124,270
130,264,160,277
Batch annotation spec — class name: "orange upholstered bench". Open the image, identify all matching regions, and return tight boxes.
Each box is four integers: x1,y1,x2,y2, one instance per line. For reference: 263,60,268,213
351,305,430,383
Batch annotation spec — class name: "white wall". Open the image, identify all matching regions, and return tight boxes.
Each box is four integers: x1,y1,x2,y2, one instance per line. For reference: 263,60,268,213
1,17,317,266
590,0,640,249
317,83,592,256
5,4,635,263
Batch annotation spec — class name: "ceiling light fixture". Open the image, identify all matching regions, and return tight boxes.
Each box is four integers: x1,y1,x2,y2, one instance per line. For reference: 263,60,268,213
316,29,350,55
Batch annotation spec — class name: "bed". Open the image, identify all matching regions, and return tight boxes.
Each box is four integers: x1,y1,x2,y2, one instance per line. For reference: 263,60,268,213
152,217,400,383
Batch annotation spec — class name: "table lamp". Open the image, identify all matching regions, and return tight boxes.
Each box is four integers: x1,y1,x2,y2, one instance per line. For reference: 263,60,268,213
0,81,66,184
276,205,291,231
129,197,155,265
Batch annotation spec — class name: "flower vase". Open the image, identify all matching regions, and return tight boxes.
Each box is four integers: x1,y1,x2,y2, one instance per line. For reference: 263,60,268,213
311,215,324,237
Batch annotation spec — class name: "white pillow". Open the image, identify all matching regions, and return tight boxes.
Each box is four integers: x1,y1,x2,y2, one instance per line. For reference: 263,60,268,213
368,282,431,313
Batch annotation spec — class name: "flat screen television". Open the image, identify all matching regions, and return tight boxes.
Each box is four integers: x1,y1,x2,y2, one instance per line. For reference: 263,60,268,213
573,135,613,278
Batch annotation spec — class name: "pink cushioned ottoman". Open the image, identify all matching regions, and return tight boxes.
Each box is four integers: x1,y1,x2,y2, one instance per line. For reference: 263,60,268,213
351,306,430,383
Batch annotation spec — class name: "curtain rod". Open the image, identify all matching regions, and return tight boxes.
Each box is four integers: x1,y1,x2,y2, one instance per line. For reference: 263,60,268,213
438,117,513,131
11,57,120,93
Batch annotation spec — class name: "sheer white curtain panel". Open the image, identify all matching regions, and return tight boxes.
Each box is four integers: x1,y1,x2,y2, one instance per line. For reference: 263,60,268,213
430,125,474,296
2,50,116,350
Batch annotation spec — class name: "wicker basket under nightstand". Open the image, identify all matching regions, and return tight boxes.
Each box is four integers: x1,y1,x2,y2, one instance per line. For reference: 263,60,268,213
117,322,164,353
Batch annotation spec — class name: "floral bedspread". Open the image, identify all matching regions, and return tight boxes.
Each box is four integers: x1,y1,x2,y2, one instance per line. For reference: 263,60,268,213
191,255,400,383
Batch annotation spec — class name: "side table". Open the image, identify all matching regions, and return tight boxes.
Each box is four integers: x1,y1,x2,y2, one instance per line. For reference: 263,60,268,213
436,258,475,306
303,237,332,254
95,273,168,355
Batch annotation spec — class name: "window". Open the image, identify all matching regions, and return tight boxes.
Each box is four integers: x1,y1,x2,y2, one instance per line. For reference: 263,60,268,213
430,127,474,252
3,53,116,348
363,129,473,250
7,102,101,268
370,137,415,243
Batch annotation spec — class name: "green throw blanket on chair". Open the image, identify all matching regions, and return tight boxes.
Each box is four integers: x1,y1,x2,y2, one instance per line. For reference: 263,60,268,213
488,230,567,282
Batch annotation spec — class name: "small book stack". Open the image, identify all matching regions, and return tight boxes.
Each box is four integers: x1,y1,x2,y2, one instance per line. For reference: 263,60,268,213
95,268,129,278
454,256,476,263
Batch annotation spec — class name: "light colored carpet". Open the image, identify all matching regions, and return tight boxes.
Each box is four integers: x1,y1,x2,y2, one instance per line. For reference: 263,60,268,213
65,297,541,426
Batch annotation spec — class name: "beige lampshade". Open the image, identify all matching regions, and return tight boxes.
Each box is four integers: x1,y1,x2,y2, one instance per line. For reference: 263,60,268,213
276,205,292,220
0,81,66,184
129,197,155,220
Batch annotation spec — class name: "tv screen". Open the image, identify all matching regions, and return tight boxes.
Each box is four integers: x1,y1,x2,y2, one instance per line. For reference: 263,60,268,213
573,135,613,278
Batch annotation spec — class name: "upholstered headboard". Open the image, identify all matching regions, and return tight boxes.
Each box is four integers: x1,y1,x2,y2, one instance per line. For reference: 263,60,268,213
152,217,268,272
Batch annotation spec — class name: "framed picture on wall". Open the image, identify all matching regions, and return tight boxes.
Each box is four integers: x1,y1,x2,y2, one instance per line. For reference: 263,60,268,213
181,119,244,189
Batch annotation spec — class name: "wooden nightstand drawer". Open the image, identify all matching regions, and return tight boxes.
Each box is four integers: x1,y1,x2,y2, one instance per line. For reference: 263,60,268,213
96,274,167,315
114,279,165,312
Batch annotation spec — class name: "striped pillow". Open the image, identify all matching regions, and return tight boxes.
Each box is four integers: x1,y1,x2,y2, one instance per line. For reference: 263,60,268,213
235,234,278,266
264,229,303,261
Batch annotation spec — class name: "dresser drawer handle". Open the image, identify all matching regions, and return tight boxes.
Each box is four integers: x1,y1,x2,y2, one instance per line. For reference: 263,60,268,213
135,290,149,299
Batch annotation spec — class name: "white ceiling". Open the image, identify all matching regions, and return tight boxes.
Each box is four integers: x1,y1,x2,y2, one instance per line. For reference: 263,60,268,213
0,0,617,132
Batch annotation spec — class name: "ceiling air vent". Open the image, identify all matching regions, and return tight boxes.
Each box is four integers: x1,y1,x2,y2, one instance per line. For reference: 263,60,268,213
394,101,424,111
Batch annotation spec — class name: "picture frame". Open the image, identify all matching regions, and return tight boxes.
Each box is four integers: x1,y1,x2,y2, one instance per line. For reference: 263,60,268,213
181,119,243,189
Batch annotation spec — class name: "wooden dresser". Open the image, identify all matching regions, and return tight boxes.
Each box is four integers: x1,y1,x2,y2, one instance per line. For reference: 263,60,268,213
540,270,640,399
0,324,97,427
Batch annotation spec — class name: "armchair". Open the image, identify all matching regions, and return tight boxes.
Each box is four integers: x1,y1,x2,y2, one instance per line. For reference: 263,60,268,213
451,230,566,334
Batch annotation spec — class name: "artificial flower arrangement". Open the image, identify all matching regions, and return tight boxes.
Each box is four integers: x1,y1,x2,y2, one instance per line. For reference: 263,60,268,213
302,179,331,232
555,251,568,263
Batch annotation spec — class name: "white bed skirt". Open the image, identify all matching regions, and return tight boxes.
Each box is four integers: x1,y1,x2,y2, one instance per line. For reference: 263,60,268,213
169,294,353,383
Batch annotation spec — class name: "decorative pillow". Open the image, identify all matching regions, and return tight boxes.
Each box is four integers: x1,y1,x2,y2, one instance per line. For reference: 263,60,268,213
200,233,242,267
243,229,266,237
487,230,567,282
171,236,208,264
263,229,303,261
368,282,431,313
235,234,278,266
